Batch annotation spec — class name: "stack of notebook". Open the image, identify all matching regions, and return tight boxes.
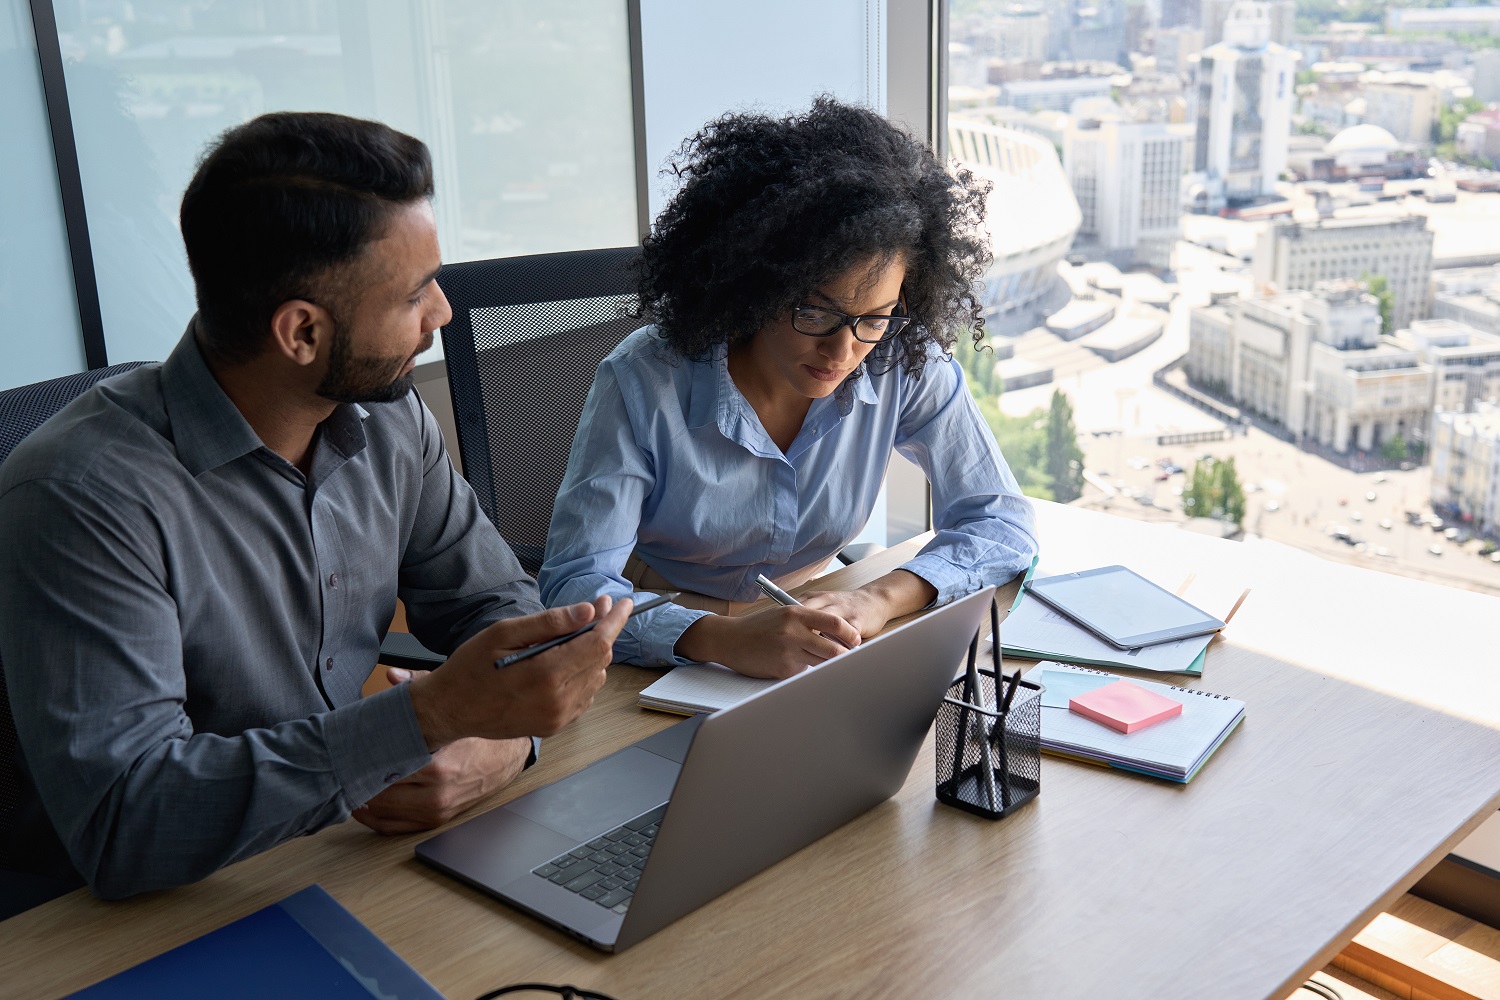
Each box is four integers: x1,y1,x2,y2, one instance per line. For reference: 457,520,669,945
1021,662,1245,782
995,570,1249,676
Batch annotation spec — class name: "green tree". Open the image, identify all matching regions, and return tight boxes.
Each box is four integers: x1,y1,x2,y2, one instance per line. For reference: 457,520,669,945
1438,96,1486,146
1044,390,1085,503
1362,273,1395,335
1382,433,1409,463
1182,456,1246,529
973,394,1053,501
958,335,1000,399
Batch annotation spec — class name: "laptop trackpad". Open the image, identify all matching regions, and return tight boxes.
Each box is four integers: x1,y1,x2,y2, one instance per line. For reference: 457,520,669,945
506,747,680,843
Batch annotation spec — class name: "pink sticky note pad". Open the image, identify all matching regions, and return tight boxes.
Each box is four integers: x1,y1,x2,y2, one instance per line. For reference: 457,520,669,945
1069,679,1183,734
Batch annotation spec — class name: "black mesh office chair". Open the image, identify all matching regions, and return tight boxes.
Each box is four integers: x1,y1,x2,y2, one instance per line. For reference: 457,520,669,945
0,361,153,917
438,246,643,575
377,247,643,673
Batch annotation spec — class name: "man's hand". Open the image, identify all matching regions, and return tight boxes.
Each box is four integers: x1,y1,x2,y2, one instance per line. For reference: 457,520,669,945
406,596,630,749
675,605,860,680
352,733,531,835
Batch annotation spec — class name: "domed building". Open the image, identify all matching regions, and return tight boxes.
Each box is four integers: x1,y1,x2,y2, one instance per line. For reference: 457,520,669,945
1326,124,1401,172
1286,123,1424,182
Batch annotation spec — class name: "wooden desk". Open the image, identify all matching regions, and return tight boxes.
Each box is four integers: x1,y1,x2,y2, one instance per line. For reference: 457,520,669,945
4,501,1499,999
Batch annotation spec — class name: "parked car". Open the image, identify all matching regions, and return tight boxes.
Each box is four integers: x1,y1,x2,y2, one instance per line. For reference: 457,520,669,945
1378,518,1393,530
1429,545,1444,556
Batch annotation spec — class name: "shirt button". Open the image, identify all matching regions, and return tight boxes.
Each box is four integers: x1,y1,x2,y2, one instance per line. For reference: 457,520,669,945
384,772,401,784
324,657,335,672
328,573,339,589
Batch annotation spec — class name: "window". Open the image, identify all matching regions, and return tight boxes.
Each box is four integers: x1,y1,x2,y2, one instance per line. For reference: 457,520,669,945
51,0,640,366
1,0,86,389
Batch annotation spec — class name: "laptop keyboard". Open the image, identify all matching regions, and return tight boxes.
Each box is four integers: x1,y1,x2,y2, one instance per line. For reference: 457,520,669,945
531,804,666,915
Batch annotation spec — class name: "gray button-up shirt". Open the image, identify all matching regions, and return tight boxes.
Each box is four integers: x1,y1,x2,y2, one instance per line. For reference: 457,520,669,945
0,323,542,898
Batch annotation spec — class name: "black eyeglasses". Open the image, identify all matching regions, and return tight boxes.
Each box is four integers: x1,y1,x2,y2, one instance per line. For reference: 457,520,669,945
475,984,620,1000
790,303,912,344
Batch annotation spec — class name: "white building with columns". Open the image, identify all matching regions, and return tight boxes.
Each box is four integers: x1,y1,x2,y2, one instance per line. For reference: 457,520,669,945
1188,281,1434,454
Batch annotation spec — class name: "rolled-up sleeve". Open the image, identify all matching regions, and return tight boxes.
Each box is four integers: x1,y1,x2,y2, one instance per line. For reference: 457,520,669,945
892,356,1039,604
0,479,433,899
539,365,710,666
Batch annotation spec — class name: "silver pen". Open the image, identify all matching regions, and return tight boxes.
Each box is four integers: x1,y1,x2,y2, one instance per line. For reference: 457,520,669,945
753,574,854,650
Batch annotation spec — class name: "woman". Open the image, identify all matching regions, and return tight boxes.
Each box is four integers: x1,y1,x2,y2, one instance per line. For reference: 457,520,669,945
538,98,1037,679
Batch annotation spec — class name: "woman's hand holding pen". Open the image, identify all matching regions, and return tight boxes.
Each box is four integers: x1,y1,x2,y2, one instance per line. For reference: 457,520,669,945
674,608,861,680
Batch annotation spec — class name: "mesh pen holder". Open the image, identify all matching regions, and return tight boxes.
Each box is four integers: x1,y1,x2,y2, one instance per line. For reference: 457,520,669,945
935,666,1043,821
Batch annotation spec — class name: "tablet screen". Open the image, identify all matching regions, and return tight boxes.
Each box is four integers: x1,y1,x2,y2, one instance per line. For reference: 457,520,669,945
1025,566,1223,647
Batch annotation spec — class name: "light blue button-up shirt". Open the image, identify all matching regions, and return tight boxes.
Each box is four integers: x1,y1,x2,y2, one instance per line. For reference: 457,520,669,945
538,326,1038,666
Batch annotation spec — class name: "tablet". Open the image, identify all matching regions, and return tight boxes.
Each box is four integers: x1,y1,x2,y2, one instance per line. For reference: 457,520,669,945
1023,565,1227,649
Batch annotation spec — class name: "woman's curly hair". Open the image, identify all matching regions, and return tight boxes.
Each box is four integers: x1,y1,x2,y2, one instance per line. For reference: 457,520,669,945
637,97,994,380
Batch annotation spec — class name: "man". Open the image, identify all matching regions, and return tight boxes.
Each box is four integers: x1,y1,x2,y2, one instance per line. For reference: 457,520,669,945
0,112,628,899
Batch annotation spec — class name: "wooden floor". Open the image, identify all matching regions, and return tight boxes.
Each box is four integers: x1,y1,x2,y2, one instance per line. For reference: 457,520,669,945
1284,896,1500,1000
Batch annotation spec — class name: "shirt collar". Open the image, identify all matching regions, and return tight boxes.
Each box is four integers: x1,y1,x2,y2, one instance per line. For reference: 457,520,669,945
161,317,370,478
694,342,881,457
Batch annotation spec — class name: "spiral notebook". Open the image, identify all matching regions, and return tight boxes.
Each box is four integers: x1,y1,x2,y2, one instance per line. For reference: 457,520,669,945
1021,662,1245,783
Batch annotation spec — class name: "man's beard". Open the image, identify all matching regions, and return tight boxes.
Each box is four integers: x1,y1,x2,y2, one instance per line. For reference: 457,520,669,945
315,314,426,404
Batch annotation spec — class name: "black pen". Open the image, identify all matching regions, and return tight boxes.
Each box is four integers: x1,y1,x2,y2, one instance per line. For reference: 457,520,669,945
753,574,855,650
493,592,680,669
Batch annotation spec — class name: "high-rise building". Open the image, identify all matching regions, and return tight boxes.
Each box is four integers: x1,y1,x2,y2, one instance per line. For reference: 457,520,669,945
1203,0,1293,45
1251,215,1434,331
992,7,1052,63
1068,0,1128,63
1474,49,1500,105
1161,0,1201,29
1430,402,1500,535
1190,1,1299,208
1360,78,1442,146
1064,103,1190,269
1154,26,1204,77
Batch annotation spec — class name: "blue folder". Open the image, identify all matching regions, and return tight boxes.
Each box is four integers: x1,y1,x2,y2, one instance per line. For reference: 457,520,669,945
71,884,443,999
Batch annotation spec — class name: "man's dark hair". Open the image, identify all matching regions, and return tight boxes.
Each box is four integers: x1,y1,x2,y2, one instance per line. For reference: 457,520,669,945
638,97,994,380
180,112,434,364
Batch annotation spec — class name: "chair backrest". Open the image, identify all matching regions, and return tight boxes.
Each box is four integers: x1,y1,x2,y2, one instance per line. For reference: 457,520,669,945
0,362,153,855
439,247,642,575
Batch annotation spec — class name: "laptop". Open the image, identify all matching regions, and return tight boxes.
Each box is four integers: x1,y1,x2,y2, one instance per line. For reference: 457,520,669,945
415,585,995,952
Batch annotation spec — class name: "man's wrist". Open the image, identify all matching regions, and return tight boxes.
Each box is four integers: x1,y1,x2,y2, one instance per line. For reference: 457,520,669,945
407,674,460,750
